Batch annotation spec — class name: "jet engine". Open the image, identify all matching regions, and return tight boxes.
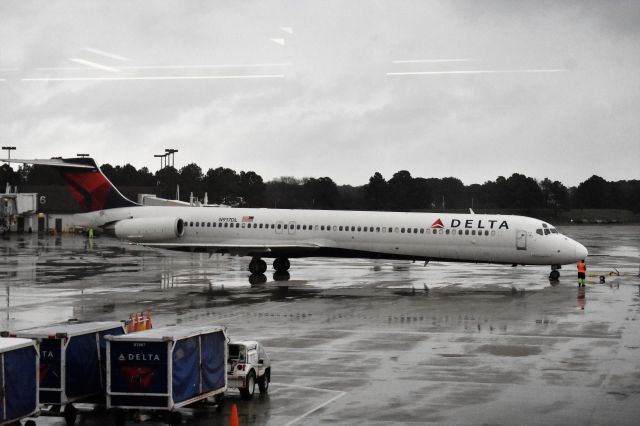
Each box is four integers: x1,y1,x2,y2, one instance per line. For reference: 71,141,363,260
114,217,185,242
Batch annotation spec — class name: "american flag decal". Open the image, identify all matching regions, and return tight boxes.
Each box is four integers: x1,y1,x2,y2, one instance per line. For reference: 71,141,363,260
242,216,254,223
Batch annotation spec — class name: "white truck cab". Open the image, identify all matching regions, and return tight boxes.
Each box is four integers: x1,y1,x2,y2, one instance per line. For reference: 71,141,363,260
227,340,271,400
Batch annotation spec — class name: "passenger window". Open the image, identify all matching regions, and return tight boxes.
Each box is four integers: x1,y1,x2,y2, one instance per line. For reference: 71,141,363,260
471,230,475,235
357,227,361,232
297,225,300,230
339,226,343,231
387,227,392,233
258,224,263,229
363,227,367,232
401,228,405,233
271,224,275,229
485,230,489,236
212,223,216,227
321,226,325,231
224,223,228,228
327,225,331,230
464,230,469,235
413,228,417,234
376,227,380,232
236,223,240,228
446,229,450,235
303,225,307,230
459,230,463,235
432,229,437,235
277,224,282,229
419,228,424,234
351,226,355,231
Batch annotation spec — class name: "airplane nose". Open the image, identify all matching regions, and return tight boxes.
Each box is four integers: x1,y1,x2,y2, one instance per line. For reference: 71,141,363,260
575,242,588,261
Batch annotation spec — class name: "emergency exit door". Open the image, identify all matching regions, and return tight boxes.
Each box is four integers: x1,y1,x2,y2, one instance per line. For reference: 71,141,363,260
516,230,527,250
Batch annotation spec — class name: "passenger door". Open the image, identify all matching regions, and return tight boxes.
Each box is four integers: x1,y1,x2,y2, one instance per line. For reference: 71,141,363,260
516,229,527,250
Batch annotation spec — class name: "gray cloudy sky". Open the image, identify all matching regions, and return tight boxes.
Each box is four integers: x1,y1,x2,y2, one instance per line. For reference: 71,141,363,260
1,0,639,186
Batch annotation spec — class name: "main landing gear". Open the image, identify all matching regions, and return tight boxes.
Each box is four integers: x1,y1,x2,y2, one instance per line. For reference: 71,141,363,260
549,265,561,281
248,257,291,274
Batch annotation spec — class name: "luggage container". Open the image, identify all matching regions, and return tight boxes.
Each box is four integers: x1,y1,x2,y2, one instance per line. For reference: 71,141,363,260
106,325,227,424
6,321,125,425
0,337,38,426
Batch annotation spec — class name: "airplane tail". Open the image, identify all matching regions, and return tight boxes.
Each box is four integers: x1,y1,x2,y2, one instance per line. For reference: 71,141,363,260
2,157,139,212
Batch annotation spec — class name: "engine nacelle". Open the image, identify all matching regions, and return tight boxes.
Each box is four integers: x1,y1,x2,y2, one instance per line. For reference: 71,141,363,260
114,217,184,242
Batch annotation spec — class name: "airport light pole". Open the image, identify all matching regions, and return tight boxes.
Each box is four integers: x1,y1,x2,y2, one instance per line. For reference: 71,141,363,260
165,149,178,168
154,154,166,170
1,146,16,162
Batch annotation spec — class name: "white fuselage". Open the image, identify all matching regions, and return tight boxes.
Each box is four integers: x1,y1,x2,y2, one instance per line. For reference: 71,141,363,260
74,206,587,266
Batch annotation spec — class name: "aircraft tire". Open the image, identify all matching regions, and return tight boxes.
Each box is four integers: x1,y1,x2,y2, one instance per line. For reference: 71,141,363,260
273,257,290,272
249,259,267,274
549,270,560,281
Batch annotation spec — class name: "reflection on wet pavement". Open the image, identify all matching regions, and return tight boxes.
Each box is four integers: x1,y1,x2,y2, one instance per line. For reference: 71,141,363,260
1,225,639,425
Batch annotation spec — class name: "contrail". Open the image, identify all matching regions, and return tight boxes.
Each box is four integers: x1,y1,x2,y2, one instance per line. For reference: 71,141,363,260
387,69,566,76
82,47,129,61
22,74,285,82
391,59,475,64
68,58,120,72
35,63,292,71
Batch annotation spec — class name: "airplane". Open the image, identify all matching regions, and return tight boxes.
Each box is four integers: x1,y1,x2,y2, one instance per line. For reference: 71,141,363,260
2,157,588,280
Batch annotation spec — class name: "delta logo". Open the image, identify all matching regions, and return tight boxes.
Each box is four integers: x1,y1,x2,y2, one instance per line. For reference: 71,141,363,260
431,219,444,228
430,218,510,230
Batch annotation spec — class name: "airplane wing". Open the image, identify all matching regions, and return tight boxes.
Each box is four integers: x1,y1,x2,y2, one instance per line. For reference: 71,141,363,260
137,242,322,256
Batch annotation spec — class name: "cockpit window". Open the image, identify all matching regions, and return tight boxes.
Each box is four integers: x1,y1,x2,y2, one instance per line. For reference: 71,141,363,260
550,228,558,234
536,229,543,235
544,229,550,235
542,223,548,228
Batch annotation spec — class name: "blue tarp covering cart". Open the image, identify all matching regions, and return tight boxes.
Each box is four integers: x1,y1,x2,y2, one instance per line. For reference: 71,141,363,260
106,325,227,418
0,337,38,426
6,321,125,425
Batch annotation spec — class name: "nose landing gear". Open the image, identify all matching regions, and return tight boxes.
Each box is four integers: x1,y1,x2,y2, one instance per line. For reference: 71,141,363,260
549,265,561,281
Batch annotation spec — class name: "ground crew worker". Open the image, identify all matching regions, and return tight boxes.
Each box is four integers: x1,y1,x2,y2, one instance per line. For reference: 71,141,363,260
577,259,586,287
88,227,94,239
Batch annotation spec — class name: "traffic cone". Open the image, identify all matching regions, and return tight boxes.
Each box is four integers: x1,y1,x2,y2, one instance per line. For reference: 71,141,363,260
145,310,152,330
135,313,144,331
229,403,239,426
127,314,135,333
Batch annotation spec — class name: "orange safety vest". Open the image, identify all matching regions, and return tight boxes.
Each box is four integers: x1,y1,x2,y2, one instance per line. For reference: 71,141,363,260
577,262,586,273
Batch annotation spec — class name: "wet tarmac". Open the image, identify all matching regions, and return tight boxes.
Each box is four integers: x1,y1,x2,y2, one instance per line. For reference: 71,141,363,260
1,225,639,425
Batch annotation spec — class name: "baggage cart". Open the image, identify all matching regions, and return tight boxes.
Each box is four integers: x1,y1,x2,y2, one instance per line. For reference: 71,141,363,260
0,337,38,426
6,321,125,425
106,325,227,425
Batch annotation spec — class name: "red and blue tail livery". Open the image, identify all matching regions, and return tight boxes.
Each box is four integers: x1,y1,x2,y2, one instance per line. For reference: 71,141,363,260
5,157,138,212
57,158,138,211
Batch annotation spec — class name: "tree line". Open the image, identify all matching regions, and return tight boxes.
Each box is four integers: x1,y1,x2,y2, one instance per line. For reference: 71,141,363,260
1,162,639,213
